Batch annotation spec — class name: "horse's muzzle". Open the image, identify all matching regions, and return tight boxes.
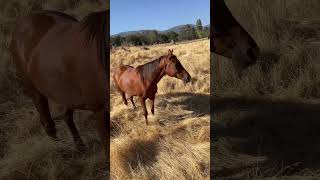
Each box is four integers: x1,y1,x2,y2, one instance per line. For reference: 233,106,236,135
184,75,191,83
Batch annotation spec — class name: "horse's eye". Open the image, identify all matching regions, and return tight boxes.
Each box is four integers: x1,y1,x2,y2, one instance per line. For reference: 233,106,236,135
176,62,182,69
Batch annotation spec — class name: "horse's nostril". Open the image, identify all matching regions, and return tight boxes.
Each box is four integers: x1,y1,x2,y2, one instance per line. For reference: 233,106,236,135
247,48,257,60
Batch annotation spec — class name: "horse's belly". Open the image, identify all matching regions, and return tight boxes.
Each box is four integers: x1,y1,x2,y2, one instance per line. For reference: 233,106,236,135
28,53,104,111
118,70,143,96
29,69,82,106
33,74,104,110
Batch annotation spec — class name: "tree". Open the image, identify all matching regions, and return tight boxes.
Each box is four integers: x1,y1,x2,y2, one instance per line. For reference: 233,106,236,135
196,19,203,32
110,35,123,47
203,26,210,38
195,19,204,38
158,34,169,43
166,31,179,42
146,30,159,44
124,34,143,46
178,25,197,41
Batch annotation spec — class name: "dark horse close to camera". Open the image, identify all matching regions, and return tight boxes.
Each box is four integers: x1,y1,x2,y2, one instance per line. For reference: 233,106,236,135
211,0,260,76
113,49,191,125
10,10,110,158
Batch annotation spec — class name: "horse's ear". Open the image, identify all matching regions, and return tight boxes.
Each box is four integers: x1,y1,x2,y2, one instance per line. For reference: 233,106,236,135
168,49,173,57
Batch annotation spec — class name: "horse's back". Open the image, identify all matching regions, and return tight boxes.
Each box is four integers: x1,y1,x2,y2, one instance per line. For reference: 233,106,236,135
11,11,105,110
11,11,77,72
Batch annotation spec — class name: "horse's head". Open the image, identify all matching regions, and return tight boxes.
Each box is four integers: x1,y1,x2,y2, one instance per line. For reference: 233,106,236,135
164,49,191,83
211,26,260,76
211,0,261,76
230,27,260,75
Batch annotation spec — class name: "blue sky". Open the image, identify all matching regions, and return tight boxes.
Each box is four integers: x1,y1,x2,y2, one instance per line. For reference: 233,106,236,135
111,0,209,35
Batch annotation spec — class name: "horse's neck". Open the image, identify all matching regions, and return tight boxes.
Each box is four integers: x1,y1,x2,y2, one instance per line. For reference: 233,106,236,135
153,63,166,84
145,58,166,88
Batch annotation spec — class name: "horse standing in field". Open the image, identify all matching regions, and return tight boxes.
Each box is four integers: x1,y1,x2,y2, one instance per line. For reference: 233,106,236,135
211,0,260,76
113,49,191,125
10,10,110,159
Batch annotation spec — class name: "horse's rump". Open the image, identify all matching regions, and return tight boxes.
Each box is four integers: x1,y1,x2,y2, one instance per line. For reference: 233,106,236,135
113,65,135,87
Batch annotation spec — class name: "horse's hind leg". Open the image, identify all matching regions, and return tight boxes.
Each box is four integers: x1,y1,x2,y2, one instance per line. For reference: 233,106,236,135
120,91,128,105
64,109,85,150
130,96,137,109
140,97,148,125
31,92,57,139
12,53,56,138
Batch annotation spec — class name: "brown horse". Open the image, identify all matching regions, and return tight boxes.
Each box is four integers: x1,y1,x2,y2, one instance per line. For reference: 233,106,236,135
113,49,191,125
10,10,110,159
211,0,260,76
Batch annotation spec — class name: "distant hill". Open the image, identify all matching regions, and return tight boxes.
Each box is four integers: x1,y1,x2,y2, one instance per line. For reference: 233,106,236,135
160,24,195,34
111,23,210,47
113,24,210,37
115,30,158,37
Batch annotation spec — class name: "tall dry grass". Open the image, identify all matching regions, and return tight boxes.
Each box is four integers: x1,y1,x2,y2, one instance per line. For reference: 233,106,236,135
212,0,320,100
110,39,210,179
0,1,109,179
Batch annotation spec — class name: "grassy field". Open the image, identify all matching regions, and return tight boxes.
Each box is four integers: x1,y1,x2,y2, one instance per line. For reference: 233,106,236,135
110,39,210,179
0,0,109,179
212,0,320,179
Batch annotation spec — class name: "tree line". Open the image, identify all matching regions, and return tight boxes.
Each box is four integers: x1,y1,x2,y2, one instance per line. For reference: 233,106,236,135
111,19,209,47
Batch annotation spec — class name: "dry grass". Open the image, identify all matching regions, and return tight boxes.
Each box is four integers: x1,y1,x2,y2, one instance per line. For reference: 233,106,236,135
212,0,320,179
212,0,320,99
110,39,210,179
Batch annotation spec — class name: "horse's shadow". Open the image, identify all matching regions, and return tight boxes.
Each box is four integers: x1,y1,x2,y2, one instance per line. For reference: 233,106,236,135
211,96,320,176
157,92,210,117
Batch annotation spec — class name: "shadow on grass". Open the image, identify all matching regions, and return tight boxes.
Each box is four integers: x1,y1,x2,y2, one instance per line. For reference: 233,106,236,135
158,92,210,117
211,96,320,177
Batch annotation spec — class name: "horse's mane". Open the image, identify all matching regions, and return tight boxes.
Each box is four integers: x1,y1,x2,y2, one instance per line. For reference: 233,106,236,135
80,10,109,72
80,11,110,138
136,55,166,82
39,10,79,22
80,11,106,42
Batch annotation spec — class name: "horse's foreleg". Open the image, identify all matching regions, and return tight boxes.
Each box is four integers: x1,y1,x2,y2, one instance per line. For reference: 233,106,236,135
130,96,136,109
140,97,148,125
120,92,128,105
31,92,57,139
96,110,109,152
150,96,155,115
64,109,85,151
96,110,110,177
